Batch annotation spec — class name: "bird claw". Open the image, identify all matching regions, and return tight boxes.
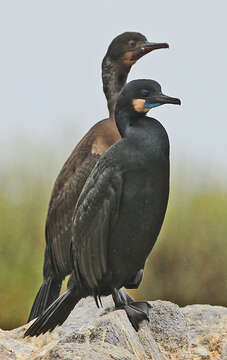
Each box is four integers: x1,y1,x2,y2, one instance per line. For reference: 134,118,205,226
123,301,150,331
112,288,150,331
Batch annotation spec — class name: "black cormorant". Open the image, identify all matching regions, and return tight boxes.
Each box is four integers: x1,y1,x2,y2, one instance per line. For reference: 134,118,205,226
28,32,169,322
25,78,181,336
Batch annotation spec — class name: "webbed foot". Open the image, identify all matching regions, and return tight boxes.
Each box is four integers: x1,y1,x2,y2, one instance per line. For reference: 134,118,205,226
112,288,150,331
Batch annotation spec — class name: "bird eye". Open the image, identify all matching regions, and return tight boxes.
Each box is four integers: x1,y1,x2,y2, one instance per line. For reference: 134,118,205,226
128,40,136,48
141,89,149,97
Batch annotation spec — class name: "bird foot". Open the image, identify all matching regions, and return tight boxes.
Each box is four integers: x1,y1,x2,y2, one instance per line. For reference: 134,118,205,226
123,301,150,331
112,288,150,331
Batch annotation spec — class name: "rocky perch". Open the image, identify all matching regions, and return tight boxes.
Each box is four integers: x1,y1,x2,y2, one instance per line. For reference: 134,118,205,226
0,297,226,359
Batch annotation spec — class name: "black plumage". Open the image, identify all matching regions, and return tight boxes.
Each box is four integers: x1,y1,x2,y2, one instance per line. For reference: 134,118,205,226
28,32,169,322
25,79,180,337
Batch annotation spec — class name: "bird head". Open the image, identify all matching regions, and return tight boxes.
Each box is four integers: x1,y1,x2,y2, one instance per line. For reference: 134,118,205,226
106,32,169,67
117,79,181,116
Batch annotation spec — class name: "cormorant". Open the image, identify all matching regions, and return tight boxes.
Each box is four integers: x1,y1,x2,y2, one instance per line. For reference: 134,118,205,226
28,32,169,322
25,78,181,336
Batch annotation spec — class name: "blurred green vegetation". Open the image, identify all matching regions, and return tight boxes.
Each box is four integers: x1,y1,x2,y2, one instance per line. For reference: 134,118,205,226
131,185,227,306
0,160,227,330
0,173,48,330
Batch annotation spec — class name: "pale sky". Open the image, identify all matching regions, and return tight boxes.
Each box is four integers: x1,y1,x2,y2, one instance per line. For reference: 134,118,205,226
1,1,227,184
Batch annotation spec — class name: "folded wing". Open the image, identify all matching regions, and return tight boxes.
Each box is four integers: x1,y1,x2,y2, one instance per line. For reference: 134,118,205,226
72,161,123,290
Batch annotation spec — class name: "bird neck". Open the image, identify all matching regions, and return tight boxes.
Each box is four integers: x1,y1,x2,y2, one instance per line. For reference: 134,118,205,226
102,56,131,117
114,107,146,138
115,108,169,161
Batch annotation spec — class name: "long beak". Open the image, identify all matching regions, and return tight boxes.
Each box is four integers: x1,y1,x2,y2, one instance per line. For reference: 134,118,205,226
147,93,181,106
141,41,169,53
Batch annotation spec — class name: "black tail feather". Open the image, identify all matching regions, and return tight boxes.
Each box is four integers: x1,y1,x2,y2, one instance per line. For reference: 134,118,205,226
27,277,62,322
24,288,80,337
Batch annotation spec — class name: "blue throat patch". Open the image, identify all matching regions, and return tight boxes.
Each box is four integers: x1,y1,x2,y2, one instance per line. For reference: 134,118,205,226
144,103,161,109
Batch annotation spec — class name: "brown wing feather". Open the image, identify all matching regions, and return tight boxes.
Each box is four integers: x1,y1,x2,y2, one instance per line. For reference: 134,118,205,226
45,118,120,278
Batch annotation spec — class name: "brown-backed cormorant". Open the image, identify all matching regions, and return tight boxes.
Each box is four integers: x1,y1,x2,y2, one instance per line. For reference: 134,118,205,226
25,78,181,336
28,33,169,322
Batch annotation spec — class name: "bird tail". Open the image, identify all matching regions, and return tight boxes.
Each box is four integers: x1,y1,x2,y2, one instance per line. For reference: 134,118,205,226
24,288,81,337
27,277,62,322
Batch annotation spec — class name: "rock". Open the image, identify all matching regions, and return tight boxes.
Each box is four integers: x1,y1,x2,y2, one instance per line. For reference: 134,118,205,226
0,297,226,359
182,304,227,360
